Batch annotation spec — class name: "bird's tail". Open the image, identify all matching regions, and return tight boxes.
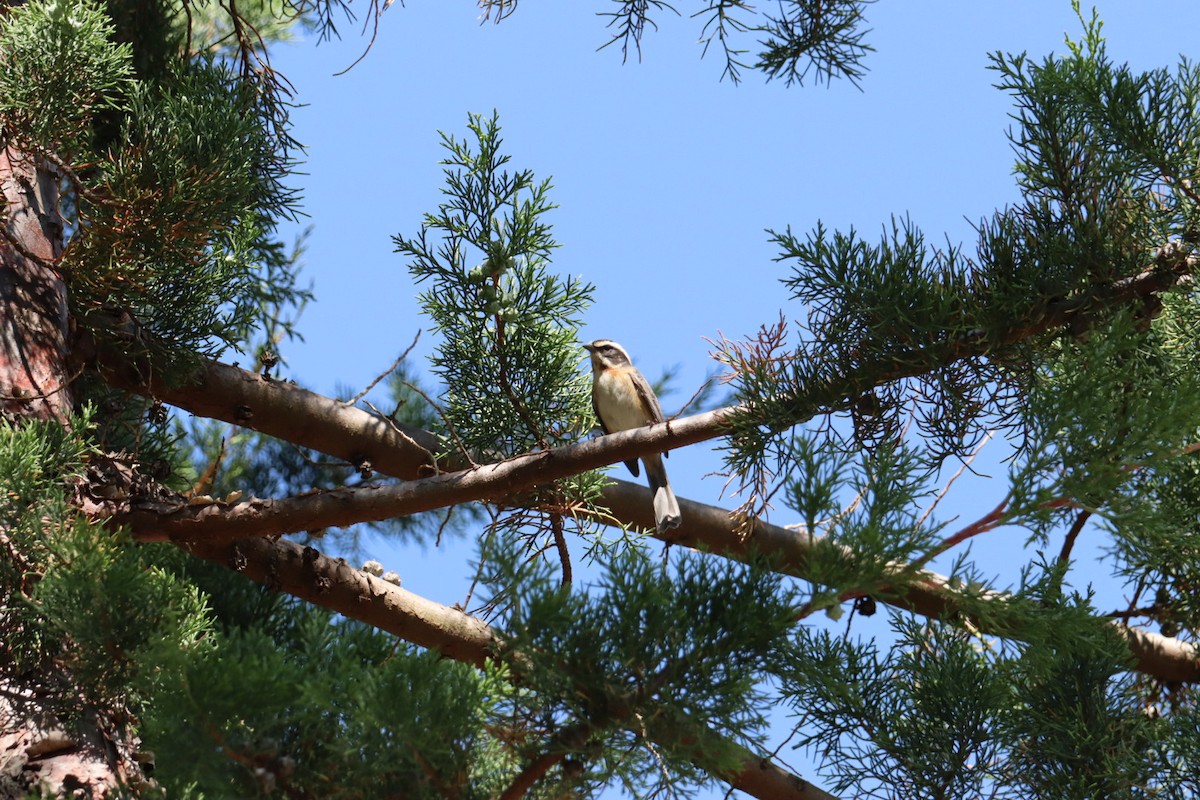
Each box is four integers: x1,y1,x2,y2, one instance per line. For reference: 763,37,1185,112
643,454,681,533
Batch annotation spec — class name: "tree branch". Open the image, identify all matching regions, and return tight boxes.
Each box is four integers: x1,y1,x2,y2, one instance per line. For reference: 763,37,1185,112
182,535,836,800
106,408,734,542
89,251,1195,488
93,367,1200,683
87,256,1200,684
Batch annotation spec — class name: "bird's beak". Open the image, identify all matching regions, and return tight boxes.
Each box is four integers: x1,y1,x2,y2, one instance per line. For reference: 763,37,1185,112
582,343,595,353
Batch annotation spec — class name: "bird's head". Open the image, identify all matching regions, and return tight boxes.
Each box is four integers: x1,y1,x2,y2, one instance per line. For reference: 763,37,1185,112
583,339,633,371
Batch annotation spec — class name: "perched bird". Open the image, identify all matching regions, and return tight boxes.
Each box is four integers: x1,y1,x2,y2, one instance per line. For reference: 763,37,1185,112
583,339,682,532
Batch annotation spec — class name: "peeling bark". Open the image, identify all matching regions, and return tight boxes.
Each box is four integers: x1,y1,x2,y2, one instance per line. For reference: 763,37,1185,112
0,704,141,800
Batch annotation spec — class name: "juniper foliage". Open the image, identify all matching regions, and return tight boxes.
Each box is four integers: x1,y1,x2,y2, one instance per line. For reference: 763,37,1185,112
2,1,1200,799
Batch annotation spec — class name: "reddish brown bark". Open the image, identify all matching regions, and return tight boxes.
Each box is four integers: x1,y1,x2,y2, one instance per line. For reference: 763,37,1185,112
0,146,132,795
0,144,71,422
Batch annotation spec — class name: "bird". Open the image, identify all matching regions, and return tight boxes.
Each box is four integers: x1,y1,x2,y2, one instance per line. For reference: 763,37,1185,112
583,339,682,533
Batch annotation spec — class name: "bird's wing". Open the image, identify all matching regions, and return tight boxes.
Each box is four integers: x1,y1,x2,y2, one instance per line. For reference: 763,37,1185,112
630,369,665,424
630,368,669,458
591,391,611,436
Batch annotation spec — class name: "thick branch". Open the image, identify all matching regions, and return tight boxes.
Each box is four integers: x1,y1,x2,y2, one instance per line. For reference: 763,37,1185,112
88,340,437,476
109,412,731,542
98,373,1200,682
93,256,1193,488
183,536,834,800
107,402,1200,682
184,536,497,666
91,258,1200,684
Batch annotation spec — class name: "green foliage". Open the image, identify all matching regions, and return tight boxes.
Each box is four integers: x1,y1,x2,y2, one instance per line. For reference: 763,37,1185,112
103,0,184,79
783,617,1010,799
796,441,945,589
1106,430,1200,636
1006,310,1200,536
1002,623,1159,798
720,3,1200,536
0,414,94,584
67,58,299,366
0,0,132,155
0,0,305,372
995,4,1200,243
34,535,212,709
695,13,1200,796
140,607,497,798
599,0,875,86
483,540,797,795
0,413,213,726
395,112,593,457
754,0,875,87
780,609,1179,800
723,215,1020,481
7,3,1200,798
394,112,605,554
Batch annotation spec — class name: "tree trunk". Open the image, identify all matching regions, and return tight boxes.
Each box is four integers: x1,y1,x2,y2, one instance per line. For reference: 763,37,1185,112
0,145,135,796
0,143,70,421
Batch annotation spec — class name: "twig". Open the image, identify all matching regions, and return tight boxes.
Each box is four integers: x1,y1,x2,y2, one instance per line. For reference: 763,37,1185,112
495,314,548,451
433,505,455,548
671,374,717,420
917,430,995,529
915,493,1011,567
362,398,440,475
190,435,227,498
1105,605,1159,620
636,711,674,788
36,145,121,209
345,330,421,407
1056,508,1092,566
463,510,502,616
0,528,39,596
398,379,475,468
333,0,383,76
550,513,571,586
1116,575,1150,622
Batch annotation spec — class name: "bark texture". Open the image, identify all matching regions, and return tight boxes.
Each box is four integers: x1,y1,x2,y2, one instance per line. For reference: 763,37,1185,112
0,146,133,795
0,144,70,421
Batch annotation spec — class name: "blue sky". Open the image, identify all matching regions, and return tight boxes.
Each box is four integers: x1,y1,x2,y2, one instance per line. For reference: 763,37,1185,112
262,2,1200,793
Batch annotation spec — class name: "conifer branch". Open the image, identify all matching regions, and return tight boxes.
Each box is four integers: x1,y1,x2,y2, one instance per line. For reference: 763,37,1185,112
742,251,1196,433
496,722,589,800
92,252,1196,494
182,535,835,800
92,292,1200,684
